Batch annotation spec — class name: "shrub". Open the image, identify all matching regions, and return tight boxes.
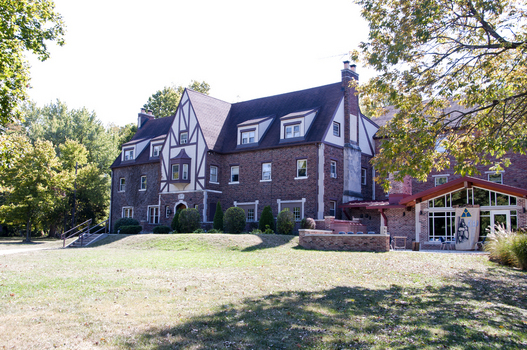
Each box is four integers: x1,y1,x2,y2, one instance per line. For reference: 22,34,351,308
153,225,171,234
301,217,316,229
511,232,527,270
259,205,274,232
171,209,182,232
276,208,295,235
207,228,223,233
224,207,246,234
193,228,205,233
485,225,515,265
213,202,224,230
178,208,201,233
119,225,142,234
263,225,274,234
114,218,139,233
250,228,263,234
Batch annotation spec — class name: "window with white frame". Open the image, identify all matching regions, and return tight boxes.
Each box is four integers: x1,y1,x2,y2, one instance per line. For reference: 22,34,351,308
333,122,340,137
285,124,300,138
124,149,134,161
180,132,188,144
119,178,125,192
210,166,218,183
434,176,448,187
241,130,255,144
329,201,336,216
122,207,133,218
293,207,301,221
247,208,255,221
262,163,271,181
330,161,337,178
297,159,307,178
165,205,170,218
152,145,162,157
230,166,239,183
182,164,189,180
361,168,367,185
148,206,159,224
172,164,180,180
140,175,147,190
488,172,503,184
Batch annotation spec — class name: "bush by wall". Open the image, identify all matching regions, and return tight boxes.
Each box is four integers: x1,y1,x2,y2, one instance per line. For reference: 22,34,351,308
301,217,316,229
153,225,171,234
178,208,201,233
213,202,224,230
224,207,246,234
119,225,142,234
277,208,294,235
171,209,182,232
114,218,139,233
259,205,274,232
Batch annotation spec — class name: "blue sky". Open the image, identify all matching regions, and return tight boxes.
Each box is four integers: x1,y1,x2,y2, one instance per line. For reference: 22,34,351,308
27,0,374,127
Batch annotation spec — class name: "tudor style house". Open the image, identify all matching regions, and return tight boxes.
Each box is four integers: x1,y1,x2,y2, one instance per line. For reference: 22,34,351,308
110,62,378,232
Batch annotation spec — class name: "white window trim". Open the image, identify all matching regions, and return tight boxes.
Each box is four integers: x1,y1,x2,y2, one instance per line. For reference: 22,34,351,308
151,143,163,158
147,205,160,224
332,122,340,137
234,200,259,221
361,167,367,185
119,178,126,192
210,166,219,184
241,130,256,144
296,159,307,179
122,206,133,218
329,201,336,216
486,171,504,184
229,166,239,184
330,161,337,179
180,132,188,144
433,174,450,186
261,163,272,181
277,198,305,222
139,175,147,191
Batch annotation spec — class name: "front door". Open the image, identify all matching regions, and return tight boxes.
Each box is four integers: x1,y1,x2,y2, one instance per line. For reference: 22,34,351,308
490,210,510,233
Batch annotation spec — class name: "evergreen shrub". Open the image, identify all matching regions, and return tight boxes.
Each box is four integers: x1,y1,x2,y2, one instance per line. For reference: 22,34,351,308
178,208,201,233
119,225,142,234
114,218,139,232
224,207,246,234
259,205,274,232
277,208,294,235
213,202,224,230
153,225,171,234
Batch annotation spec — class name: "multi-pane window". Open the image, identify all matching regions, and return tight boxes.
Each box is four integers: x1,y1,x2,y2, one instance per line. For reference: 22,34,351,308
172,164,180,180
262,163,271,180
148,206,159,224
435,176,448,186
124,149,134,161
165,205,171,218
330,161,337,178
119,178,126,192
329,201,336,216
488,173,503,184
210,166,218,183
333,122,340,137
182,164,189,180
140,176,147,190
241,131,255,144
152,145,161,157
361,168,367,185
231,166,239,183
122,207,133,218
285,124,300,138
293,207,301,221
180,132,188,144
297,159,307,178
429,187,517,208
247,208,255,221
428,211,455,242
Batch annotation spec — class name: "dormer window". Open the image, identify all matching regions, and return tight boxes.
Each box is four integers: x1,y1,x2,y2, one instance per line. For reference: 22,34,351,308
241,130,255,144
180,132,188,144
169,149,191,190
152,145,161,157
124,149,134,161
285,124,300,138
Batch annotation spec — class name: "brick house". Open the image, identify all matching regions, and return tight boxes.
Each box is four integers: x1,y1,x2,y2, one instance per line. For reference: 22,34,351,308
110,62,379,232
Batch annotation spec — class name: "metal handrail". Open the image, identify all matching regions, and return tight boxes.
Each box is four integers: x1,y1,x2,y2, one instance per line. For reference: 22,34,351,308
62,219,92,248
90,219,108,235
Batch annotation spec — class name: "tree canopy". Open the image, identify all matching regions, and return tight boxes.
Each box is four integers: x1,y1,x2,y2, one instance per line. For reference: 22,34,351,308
353,0,527,189
143,80,210,118
0,0,65,130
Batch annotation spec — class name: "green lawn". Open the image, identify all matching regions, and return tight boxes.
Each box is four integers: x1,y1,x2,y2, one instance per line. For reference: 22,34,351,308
1,234,526,349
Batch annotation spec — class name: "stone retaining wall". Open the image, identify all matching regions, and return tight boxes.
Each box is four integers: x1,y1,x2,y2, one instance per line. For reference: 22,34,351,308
299,229,390,252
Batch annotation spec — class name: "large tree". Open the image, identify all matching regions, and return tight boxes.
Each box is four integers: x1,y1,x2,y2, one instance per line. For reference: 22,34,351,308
0,0,65,131
354,0,527,189
143,80,210,118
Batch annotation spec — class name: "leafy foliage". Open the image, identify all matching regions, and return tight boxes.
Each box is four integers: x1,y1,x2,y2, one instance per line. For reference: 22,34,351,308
153,225,171,234
485,225,527,270
171,209,182,232
118,225,142,234
178,208,201,233
213,202,224,230
224,207,246,234
259,205,275,232
276,208,294,235
143,81,211,118
301,217,316,229
354,0,527,189
0,0,65,130
114,218,139,233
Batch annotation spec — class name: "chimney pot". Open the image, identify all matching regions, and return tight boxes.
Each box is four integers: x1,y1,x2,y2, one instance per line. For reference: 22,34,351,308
343,61,350,70
147,109,153,116
350,64,356,72
140,108,146,114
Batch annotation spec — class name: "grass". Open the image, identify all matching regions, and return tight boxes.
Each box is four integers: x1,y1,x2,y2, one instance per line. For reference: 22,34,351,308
1,233,526,349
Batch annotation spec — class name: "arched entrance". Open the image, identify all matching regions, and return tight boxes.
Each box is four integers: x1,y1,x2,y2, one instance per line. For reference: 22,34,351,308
176,203,187,211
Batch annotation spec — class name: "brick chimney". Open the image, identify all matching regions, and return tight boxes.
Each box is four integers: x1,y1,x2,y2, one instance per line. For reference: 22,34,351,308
341,61,360,144
388,173,412,204
137,108,155,129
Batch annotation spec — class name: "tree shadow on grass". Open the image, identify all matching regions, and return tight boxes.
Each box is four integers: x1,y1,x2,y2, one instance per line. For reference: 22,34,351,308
86,233,132,248
241,234,296,252
124,270,527,349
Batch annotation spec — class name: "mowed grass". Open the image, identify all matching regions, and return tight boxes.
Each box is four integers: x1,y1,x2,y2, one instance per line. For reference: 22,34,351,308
0,234,526,350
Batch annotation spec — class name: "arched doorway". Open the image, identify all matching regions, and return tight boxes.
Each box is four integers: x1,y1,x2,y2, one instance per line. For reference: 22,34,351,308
176,203,187,212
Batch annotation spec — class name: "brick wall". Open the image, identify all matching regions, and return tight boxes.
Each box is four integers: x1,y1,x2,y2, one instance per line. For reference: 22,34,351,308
299,229,390,252
385,208,415,249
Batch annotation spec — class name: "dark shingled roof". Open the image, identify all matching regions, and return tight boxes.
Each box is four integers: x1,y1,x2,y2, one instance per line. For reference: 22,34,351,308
215,82,344,153
111,115,174,169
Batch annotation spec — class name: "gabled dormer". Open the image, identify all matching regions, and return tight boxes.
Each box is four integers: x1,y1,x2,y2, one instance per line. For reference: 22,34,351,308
236,115,274,148
121,138,150,163
149,134,166,159
279,108,318,143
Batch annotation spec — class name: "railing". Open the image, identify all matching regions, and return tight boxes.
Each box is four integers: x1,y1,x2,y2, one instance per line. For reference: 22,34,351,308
62,219,92,248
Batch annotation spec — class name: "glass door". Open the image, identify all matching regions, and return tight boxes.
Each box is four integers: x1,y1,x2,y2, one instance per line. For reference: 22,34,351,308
490,210,510,233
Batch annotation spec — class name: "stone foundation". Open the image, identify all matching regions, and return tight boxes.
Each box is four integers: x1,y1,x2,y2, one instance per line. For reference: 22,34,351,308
299,229,390,252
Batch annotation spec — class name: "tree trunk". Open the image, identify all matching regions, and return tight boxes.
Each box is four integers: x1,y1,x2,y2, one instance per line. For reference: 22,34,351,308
24,218,31,243
49,223,57,238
